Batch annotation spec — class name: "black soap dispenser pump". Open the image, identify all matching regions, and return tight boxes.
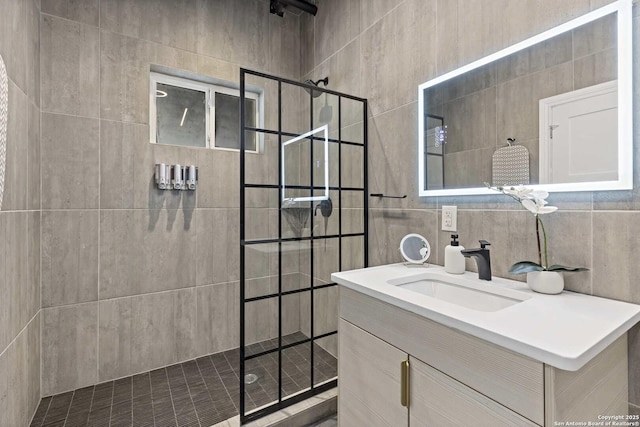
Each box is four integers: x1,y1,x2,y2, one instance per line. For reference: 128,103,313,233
444,234,465,274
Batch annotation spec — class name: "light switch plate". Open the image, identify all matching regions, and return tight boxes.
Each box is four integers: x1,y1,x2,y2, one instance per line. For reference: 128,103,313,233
442,206,457,231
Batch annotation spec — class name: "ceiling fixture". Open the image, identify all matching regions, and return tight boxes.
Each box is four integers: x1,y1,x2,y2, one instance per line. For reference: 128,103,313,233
270,0,317,17
156,90,168,98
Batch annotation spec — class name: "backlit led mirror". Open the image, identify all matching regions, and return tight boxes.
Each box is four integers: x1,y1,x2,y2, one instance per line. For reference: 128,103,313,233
418,0,632,197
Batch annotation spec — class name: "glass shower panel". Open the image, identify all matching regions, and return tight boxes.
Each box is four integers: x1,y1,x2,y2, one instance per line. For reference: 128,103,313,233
282,134,312,202
313,92,339,137
341,97,365,145
245,188,279,242
313,335,338,387
325,142,340,189
282,126,329,204
311,189,339,237
341,235,365,271
312,237,339,286
281,342,312,399
243,74,277,133
244,296,278,355
282,290,310,339
281,264,309,293
243,244,271,279
341,190,365,235
244,353,279,413
281,84,309,136
313,286,338,337
240,68,367,423
245,132,278,186
341,144,364,189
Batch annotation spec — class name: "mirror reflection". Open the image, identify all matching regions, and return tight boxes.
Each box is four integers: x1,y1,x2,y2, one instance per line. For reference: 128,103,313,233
419,2,631,196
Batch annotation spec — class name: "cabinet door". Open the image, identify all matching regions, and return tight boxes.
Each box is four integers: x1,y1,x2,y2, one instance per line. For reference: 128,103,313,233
338,319,409,427
409,357,538,427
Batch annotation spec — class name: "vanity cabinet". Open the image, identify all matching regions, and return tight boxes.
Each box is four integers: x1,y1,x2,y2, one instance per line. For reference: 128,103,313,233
338,287,628,427
338,319,408,426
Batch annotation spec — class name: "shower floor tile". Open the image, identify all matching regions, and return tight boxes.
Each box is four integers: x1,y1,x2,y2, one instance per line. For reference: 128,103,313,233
30,333,336,427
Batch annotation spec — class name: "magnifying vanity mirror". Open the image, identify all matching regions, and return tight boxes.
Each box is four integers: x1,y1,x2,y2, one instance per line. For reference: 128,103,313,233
418,0,632,197
400,234,431,265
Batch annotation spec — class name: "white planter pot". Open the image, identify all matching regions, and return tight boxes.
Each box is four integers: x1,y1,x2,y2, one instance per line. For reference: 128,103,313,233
527,271,564,294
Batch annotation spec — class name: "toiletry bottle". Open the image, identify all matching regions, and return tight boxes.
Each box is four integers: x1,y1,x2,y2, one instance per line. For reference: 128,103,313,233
444,234,465,274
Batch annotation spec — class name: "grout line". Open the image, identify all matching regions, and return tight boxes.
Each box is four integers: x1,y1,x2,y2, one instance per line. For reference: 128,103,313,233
85,384,97,426
0,208,41,213
107,379,115,426
61,389,75,426
130,373,134,426
96,2,102,393
220,351,244,412
40,109,100,121
38,0,44,404
35,396,52,427
164,368,180,427
0,310,40,359
194,357,222,419
368,99,417,120
313,0,407,72
590,210,594,295
179,362,203,427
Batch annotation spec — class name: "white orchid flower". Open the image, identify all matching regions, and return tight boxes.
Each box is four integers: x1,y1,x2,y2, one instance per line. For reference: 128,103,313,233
521,198,558,215
502,186,534,199
529,190,549,202
488,183,586,272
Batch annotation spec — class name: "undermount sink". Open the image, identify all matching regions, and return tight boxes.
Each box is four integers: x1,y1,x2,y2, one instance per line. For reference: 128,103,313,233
387,272,532,312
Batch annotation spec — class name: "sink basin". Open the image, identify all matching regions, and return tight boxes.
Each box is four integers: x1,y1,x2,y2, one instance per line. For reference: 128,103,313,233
388,273,531,312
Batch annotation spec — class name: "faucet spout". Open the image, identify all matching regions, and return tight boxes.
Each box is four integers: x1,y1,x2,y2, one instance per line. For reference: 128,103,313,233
461,240,492,281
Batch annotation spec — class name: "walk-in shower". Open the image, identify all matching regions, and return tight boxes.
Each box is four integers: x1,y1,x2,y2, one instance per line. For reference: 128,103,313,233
240,69,368,423
29,69,367,427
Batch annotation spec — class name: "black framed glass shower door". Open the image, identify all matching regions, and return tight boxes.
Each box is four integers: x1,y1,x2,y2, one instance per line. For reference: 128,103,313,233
239,68,368,423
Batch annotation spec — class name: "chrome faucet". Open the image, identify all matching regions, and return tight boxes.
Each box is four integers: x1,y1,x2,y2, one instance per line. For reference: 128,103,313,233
461,240,492,281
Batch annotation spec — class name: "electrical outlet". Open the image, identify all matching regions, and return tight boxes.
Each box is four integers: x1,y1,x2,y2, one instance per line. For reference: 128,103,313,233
442,206,457,231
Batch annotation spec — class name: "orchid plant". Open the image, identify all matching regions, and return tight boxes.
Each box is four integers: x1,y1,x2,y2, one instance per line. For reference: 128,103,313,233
488,184,588,275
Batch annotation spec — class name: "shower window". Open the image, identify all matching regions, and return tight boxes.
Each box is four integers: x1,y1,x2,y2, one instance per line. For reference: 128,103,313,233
149,72,262,152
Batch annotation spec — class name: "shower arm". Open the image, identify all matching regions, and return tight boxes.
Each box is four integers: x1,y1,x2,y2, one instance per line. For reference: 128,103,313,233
305,77,328,88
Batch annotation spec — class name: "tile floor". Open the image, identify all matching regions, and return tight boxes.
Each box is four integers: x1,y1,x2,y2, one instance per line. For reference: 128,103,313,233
30,332,337,427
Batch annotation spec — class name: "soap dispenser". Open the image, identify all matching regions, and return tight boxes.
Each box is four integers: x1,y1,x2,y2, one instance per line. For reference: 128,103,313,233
444,234,465,274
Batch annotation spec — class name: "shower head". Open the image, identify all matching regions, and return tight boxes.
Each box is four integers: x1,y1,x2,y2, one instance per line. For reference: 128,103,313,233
303,77,328,98
270,0,317,17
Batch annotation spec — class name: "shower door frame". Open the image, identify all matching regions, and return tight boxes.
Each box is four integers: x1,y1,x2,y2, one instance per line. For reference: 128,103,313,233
239,68,368,424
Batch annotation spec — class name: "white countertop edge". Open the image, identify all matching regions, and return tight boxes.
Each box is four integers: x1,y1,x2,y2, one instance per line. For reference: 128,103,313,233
333,264,640,371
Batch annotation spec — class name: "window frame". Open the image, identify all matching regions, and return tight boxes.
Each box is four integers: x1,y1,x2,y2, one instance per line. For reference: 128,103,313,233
149,72,262,153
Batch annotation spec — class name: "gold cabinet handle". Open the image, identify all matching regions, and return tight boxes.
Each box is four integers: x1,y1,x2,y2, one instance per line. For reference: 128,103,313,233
401,359,410,407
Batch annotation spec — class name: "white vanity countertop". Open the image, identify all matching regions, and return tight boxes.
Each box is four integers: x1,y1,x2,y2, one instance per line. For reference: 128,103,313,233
332,264,640,371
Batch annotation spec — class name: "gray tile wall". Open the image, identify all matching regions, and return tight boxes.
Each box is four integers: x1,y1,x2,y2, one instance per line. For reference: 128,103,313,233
37,0,624,409
39,0,304,397
0,0,42,425
306,0,640,411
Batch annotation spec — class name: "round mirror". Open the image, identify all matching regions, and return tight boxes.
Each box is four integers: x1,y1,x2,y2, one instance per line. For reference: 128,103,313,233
399,233,431,264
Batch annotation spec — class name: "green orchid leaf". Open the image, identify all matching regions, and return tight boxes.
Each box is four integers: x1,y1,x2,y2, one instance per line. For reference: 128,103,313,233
546,264,589,272
508,261,545,274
